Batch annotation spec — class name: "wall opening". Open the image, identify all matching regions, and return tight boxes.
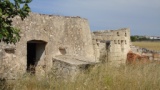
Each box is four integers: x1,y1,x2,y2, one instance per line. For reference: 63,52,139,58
121,40,124,44
118,40,120,44
121,40,124,52
4,48,15,54
27,40,47,74
114,40,117,44
117,32,120,36
59,47,66,55
106,41,110,50
125,32,127,37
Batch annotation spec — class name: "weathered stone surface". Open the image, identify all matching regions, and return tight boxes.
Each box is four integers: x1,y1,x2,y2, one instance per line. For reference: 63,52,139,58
52,55,97,80
92,28,131,66
131,45,160,61
0,12,133,80
0,13,95,80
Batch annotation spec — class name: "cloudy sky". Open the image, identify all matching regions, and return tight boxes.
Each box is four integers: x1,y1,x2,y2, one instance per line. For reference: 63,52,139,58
28,0,160,36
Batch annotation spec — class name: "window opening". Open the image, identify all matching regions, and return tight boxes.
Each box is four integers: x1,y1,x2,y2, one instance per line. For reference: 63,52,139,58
117,32,120,36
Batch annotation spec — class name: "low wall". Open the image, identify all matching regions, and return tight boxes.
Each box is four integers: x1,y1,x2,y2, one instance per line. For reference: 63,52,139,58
131,45,160,61
52,55,97,80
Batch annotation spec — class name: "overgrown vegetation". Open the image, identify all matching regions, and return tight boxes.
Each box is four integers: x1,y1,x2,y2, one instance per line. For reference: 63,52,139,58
1,63,160,90
132,41,160,51
0,0,32,44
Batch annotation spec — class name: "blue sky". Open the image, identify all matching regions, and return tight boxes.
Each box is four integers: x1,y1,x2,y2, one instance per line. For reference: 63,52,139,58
28,0,160,36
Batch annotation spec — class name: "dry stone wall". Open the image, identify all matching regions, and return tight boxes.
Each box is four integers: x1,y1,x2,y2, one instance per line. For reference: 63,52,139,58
52,55,96,80
131,45,160,61
0,13,95,79
92,28,131,66
0,12,132,80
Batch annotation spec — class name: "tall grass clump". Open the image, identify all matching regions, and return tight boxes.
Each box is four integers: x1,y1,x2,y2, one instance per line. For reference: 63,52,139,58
2,63,160,90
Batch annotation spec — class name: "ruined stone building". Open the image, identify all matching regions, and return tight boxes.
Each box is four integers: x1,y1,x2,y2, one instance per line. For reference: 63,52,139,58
0,13,131,80
92,28,131,65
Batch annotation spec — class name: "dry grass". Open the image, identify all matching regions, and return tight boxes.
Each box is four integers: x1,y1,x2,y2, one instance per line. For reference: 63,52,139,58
132,41,160,51
1,41,160,90
1,63,160,90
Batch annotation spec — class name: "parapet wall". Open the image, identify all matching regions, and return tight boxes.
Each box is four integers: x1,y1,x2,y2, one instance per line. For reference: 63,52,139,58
92,28,131,65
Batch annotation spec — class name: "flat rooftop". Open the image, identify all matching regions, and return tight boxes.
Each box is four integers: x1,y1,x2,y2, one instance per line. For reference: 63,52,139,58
53,55,98,66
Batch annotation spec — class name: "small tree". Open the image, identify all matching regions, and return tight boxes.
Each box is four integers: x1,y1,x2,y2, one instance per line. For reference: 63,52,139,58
0,0,32,44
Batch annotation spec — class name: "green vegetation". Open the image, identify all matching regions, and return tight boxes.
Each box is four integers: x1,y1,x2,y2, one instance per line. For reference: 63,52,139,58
1,63,160,90
131,36,149,42
0,0,32,44
132,41,160,51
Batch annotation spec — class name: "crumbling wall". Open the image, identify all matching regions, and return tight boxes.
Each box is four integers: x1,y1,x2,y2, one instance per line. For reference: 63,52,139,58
127,51,150,64
92,28,131,66
0,13,95,79
131,45,160,61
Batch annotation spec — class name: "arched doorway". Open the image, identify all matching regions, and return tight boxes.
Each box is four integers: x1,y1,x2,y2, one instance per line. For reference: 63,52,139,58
27,40,47,74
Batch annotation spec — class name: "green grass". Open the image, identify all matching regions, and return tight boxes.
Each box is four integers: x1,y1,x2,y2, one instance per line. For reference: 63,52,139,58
132,41,160,51
2,63,160,90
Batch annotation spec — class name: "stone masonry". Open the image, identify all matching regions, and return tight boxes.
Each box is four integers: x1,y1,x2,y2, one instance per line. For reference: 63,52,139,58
0,13,96,79
92,28,131,66
0,13,131,80
131,45,160,61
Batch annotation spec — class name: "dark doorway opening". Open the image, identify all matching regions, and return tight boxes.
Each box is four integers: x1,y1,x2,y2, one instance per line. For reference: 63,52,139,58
27,40,47,74
106,41,110,50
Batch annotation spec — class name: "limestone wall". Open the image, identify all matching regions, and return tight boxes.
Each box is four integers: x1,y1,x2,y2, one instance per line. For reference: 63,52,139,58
131,45,160,61
0,13,95,79
92,28,131,65
52,55,96,80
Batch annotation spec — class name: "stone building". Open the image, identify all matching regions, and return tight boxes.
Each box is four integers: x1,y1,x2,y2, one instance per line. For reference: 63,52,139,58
0,13,131,80
92,28,131,65
0,13,96,79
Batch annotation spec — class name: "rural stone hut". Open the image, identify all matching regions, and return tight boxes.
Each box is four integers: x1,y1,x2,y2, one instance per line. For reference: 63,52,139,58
0,13,96,79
